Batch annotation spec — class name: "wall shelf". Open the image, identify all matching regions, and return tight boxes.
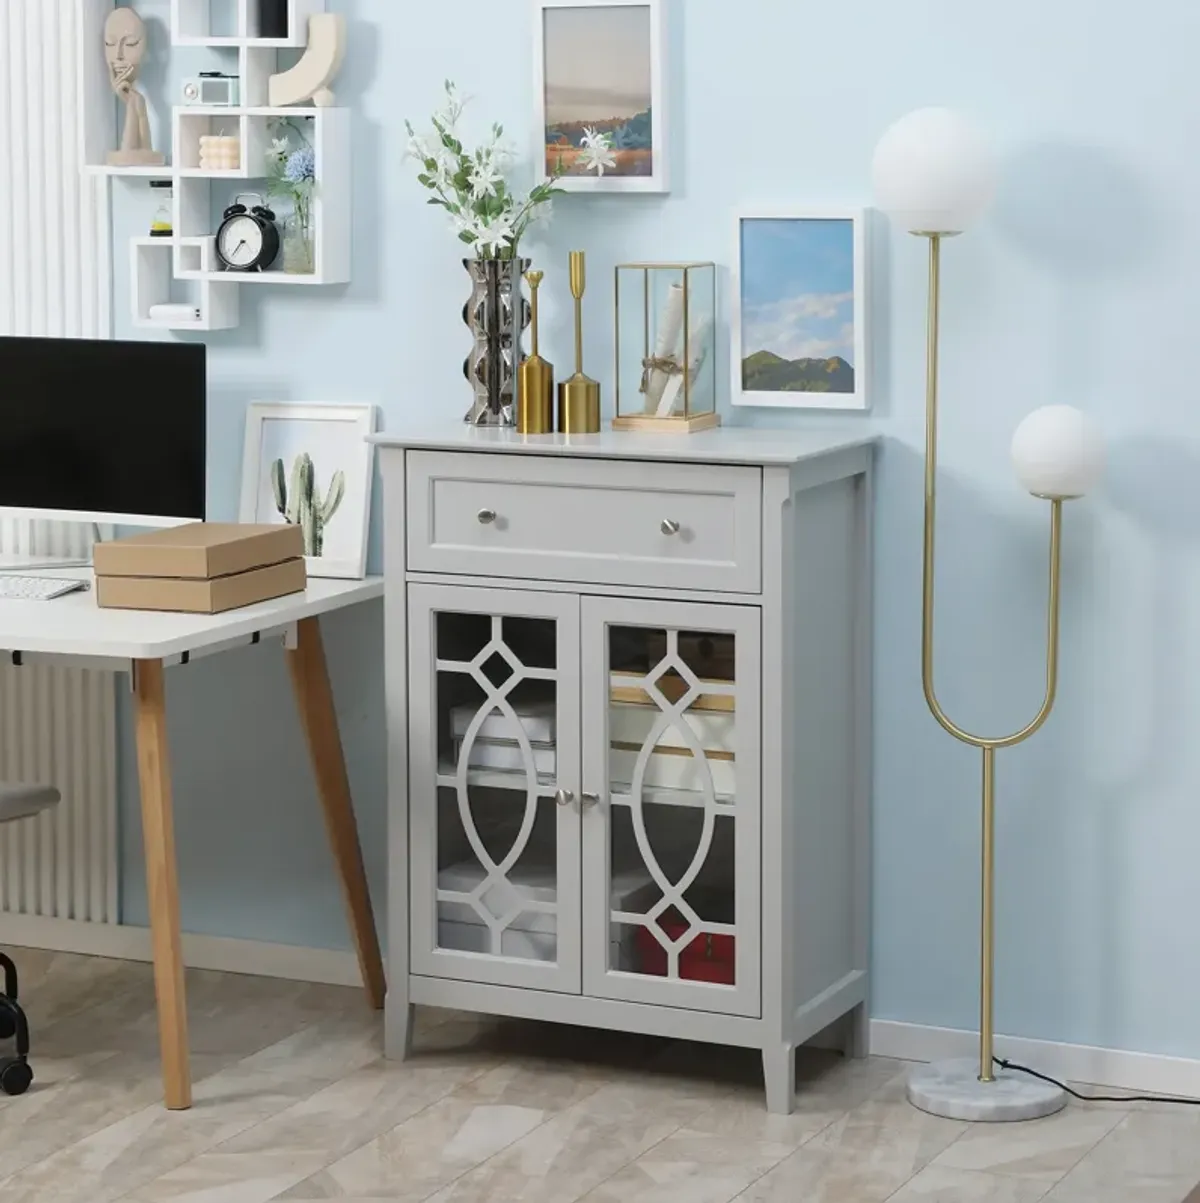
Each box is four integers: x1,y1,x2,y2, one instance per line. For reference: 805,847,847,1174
79,0,347,334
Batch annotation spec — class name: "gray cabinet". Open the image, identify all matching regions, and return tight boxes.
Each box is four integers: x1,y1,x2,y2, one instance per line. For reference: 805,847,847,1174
376,428,875,1114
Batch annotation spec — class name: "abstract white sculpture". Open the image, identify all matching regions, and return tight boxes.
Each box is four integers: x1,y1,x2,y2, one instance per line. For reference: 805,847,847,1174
269,14,347,108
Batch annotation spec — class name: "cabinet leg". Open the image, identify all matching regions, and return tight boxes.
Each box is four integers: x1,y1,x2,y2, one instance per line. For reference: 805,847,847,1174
843,1001,869,1060
762,1042,796,1115
386,997,415,1061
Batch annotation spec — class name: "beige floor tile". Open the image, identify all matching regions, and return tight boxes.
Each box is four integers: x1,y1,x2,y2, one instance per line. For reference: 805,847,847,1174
125,1151,333,1203
579,1127,796,1203
1041,1110,1200,1202
0,1019,380,1203
733,1077,967,1203
282,1094,548,1201
889,1165,1053,1201
424,1074,719,1203
931,1104,1127,1184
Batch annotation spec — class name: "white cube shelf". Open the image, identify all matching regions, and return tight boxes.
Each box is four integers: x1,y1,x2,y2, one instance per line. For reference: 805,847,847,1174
79,0,349,332
172,0,326,46
131,237,239,331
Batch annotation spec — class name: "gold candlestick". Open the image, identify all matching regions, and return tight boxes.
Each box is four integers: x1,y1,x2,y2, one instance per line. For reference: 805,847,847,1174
557,250,600,434
517,270,554,434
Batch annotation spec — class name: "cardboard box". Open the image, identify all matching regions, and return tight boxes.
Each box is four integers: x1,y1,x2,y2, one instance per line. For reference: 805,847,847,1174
93,523,303,581
96,557,307,614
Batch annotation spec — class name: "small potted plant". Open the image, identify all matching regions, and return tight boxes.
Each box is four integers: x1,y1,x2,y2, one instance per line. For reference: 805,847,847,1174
405,82,563,424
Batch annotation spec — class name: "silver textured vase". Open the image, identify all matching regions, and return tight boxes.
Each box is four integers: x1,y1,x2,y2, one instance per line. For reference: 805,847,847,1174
462,257,531,426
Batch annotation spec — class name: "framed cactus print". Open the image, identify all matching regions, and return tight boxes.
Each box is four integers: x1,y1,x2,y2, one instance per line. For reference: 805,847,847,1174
239,403,377,580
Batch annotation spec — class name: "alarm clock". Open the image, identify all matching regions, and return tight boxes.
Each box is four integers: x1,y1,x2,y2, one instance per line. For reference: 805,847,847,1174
215,200,280,272
182,72,239,106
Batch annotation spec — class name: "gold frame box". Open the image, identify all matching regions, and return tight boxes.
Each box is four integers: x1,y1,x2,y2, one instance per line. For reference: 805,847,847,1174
613,261,719,434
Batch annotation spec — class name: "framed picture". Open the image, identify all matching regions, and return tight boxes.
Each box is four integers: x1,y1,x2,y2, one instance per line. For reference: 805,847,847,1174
533,0,669,194
732,209,870,411
238,403,377,580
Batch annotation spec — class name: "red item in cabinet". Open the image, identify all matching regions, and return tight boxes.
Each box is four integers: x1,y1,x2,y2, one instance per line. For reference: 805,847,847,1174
636,912,735,985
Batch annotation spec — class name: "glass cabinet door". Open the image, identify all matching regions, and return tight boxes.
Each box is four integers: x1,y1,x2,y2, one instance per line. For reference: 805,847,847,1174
408,584,581,993
580,597,761,1017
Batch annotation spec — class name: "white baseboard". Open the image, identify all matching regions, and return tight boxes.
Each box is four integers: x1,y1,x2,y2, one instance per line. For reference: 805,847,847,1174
871,1019,1200,1102
0,915,362,988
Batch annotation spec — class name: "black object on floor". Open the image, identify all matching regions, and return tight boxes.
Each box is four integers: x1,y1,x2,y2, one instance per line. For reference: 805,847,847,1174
0,951,33,1095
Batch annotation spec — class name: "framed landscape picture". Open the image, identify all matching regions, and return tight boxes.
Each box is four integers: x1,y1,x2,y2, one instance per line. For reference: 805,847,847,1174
732,209,869,410
533,0,669,194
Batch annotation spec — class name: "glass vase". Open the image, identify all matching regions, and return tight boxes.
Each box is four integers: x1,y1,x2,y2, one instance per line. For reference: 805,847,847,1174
283,209,314,275
462,256,531,426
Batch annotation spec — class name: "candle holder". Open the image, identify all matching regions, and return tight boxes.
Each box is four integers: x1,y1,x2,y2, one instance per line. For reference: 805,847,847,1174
613,261,718,433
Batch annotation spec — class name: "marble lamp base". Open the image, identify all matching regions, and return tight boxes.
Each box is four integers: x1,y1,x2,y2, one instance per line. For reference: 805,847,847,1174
907,1058,1067,1122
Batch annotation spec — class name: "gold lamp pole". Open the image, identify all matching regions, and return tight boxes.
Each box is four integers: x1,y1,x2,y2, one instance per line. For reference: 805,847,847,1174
876,109,1103,1123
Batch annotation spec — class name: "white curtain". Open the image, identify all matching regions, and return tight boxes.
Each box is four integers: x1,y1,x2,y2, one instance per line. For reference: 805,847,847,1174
0,0,111,556
0,0,118,925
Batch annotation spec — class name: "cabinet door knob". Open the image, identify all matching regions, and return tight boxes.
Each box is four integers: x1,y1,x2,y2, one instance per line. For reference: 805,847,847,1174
478,508,497,525
580,791,601,810
660,518,681,536
555,788,575,808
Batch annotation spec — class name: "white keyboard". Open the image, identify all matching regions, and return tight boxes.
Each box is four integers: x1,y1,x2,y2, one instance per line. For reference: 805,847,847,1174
0,575,89,602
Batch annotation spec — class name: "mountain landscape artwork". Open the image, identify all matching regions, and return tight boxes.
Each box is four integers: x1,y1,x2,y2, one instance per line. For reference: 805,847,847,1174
738,216,859,402
542,4,654,178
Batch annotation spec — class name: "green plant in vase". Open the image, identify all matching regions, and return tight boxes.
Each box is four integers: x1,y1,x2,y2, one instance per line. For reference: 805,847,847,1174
405,82,565,423
405,80,563,260
268,126,316,274
271,453,344,557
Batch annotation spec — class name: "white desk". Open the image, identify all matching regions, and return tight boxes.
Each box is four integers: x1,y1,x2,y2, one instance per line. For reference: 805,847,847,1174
0,569,387,1109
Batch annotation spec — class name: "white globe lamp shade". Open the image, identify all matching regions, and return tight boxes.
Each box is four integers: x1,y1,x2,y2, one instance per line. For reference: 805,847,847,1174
1011,406,1104,499
871,107,998,235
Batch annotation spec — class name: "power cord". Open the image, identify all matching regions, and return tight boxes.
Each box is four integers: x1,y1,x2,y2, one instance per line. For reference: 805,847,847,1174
995,1057,1200,1106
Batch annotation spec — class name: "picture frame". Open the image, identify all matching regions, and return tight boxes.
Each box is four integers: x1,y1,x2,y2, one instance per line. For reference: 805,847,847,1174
238,402,377,580
731,208,870,411
533,0,669,195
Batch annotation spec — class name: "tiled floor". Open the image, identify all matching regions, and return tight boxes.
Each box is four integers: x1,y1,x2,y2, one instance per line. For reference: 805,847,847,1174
2,948,1198,1203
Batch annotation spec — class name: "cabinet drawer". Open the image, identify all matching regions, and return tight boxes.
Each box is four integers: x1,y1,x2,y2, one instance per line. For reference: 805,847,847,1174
406,451,762,593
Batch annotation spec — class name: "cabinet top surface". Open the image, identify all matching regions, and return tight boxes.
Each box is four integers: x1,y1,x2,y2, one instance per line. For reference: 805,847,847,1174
369,424,877,466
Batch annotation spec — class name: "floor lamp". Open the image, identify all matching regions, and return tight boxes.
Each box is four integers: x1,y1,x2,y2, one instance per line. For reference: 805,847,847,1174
871,108,1104,1122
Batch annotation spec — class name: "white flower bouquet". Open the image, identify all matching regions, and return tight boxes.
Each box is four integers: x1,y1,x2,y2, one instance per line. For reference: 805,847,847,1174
406,81,563,261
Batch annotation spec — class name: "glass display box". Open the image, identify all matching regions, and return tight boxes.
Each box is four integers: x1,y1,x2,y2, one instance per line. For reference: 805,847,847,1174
613,262,719,433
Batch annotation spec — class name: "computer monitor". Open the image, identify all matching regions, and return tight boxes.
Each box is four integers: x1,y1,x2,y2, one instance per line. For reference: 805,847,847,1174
0,336,206,527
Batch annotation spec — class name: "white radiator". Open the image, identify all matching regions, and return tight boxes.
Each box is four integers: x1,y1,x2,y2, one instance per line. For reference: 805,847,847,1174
0,0,118,925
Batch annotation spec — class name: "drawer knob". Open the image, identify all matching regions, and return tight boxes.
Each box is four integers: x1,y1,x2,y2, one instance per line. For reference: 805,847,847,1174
660,518,681,536
580,791,601,810
477,508,497,525
555,788,575,808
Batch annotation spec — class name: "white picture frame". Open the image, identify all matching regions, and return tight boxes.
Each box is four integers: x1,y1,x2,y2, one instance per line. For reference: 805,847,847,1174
533,0,669,195
238,402,377,580
731,208,870,411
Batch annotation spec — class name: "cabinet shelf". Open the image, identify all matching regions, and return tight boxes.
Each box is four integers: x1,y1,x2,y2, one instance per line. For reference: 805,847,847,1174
435,762,732,810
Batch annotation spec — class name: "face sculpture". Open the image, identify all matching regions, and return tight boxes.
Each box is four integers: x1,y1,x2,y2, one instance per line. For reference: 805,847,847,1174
104,7,147,83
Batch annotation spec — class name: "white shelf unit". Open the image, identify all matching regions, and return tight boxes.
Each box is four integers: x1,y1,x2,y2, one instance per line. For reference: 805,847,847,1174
172,0,326,47
131,236,239,331
78,0,347,333
173,107,349,286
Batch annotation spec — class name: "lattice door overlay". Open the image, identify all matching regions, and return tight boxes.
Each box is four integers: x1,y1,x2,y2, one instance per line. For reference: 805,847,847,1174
435,613,561,960
607,627,740,987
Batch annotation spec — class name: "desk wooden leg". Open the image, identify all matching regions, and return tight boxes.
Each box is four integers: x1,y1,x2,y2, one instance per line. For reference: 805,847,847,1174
287,616,386,1009
133,658,192,1111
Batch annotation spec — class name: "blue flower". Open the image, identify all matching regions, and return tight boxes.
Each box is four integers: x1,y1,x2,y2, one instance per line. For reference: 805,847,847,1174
284,147,315,184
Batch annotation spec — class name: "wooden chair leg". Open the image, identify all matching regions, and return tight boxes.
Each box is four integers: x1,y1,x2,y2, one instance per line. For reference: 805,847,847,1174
133,658,192,1110
286,616,386,1009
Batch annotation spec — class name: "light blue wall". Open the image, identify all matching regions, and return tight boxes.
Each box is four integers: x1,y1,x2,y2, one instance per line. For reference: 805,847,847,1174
111,0,1200,1062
